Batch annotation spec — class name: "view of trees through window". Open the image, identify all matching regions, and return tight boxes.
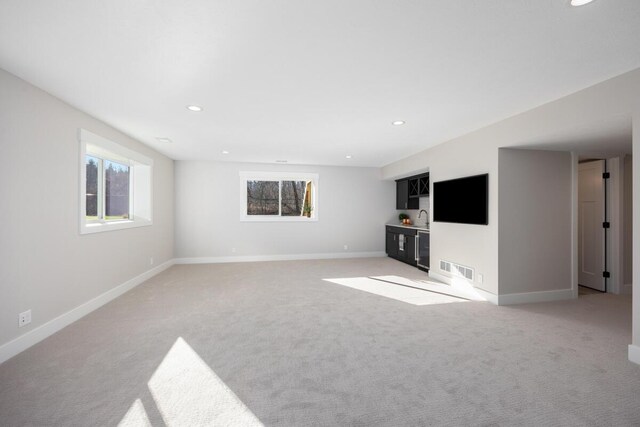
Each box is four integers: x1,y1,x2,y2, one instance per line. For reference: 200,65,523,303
86,156,99,218
247,180,279,215
281,180,307,216
247,180,311,216
85,156,130,220
105,160,130,219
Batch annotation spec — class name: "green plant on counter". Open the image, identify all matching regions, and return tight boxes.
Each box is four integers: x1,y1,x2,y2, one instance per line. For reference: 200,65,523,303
398,213,409,221
303,203,313,217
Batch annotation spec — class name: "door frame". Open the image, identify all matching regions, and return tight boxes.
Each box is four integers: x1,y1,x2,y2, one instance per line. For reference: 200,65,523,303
571,153,625,295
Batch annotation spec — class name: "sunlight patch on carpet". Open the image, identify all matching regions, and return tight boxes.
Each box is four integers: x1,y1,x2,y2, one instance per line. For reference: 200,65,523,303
372,275,486,301
142,337,263,426
118,399,152,427
324,277,469,305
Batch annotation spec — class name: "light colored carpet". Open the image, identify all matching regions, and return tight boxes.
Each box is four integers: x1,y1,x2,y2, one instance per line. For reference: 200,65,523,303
1,257,639,426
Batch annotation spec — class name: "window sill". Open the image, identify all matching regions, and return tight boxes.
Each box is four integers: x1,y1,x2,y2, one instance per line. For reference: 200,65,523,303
240,216,318,222
80,218,152,234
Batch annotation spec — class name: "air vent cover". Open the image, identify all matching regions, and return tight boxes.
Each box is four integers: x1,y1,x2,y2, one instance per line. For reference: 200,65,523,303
440,260,474,281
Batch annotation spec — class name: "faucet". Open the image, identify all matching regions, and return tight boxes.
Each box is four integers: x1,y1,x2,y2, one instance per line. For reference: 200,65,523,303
418,209,429,228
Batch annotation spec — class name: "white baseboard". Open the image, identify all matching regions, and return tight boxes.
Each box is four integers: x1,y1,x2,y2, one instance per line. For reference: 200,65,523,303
428,271,575,305
174,251,386,264
629,344,640,365
428,271,498,305
471,287,499,305
621,283,633,295
0,259,175,365
498,288,575,305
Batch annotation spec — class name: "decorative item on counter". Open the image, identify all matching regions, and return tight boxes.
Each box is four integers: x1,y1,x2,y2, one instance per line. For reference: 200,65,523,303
303,202,313,218
398,213,411,225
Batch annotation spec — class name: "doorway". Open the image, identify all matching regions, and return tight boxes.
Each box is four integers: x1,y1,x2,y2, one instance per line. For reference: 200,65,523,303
578,159,607,292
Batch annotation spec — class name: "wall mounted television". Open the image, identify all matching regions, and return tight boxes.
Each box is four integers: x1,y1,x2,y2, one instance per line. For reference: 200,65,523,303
433,173,488,225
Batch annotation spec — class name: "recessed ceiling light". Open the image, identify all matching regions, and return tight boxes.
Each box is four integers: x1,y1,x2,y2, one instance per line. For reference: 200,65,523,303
345,155,352,159
155,137,172,143
392,120,405,126
222,150,229,155
186,105,203,112
570,0,594,5
275,160,288,163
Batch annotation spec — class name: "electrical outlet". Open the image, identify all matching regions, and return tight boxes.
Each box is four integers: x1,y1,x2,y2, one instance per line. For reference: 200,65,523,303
231,247,237,253
149,257,154,266
478,274,484,284
343,245,348,250
19,310,31,327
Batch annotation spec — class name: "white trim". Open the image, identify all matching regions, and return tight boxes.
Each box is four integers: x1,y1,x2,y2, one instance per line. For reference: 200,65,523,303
429,270,574,305
175,251,386,264
472,288,498,305
81,219,153,234
607,157,623,294
0,259,174,365
571,152,580,299
629,344,640,365
428,271,499,305
79,129,154,234
572,155,626,295
239,171,318,181
238,216,319,223
498,288,575,305
80,129,152,165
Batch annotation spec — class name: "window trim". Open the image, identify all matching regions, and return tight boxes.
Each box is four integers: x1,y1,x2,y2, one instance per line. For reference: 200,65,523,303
79,129,153,234
239,171,319,222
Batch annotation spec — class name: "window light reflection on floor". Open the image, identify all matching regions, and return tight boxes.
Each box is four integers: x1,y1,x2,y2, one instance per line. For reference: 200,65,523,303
323,276,474,306
375,275,486,302
119,337,263,427
119,399,152,427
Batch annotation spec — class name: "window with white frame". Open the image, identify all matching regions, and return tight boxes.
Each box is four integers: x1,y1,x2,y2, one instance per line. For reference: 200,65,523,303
240,172,318,221
79,129,153,234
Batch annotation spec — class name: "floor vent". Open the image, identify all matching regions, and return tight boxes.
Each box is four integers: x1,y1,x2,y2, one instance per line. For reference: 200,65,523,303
440,260,474,281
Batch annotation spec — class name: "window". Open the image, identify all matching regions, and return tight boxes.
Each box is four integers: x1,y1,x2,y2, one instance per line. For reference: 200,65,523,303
240,172,318,221
79,129,153,234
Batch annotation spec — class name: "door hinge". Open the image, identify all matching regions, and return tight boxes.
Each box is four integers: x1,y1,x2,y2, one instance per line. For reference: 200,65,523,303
602,172,610,179
603,222,610,229
603,271,610,278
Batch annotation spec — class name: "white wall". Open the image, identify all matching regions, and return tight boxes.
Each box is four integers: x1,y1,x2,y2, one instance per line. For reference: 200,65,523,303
498,149,573,295
175,161,395,260
0,69,174,352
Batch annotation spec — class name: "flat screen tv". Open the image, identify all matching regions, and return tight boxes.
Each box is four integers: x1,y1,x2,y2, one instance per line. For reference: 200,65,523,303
433,174,488,225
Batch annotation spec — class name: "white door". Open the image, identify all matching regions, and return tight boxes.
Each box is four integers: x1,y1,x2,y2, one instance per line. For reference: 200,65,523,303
578,160,606,291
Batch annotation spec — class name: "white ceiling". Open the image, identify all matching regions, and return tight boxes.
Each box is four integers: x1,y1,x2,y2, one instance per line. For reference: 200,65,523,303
1,0,639,167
